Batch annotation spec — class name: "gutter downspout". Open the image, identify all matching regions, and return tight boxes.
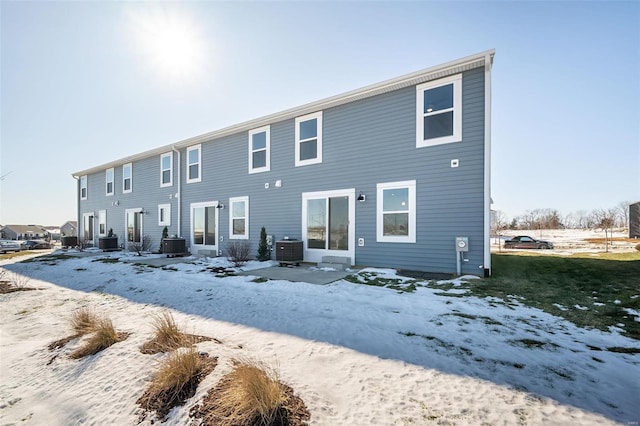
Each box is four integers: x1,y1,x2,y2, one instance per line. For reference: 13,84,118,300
172,146,181,238
72,175,80,240
483,51,494,277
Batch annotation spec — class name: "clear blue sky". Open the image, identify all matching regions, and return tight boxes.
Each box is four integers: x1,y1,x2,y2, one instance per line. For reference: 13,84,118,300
1,1,639,226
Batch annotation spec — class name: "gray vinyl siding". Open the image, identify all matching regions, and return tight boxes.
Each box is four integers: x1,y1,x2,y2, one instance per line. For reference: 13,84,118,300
78,66,487,274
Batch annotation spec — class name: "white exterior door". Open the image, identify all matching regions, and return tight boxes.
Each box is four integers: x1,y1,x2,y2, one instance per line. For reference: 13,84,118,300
82,212,95,245
302,188,355,264
190,201,220,255
125,208,143,243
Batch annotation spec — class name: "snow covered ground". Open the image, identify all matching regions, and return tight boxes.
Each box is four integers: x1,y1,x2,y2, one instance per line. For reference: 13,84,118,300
1,250,638,425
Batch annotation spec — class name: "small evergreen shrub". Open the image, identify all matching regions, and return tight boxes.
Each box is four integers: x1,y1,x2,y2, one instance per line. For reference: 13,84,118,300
257,226,270,261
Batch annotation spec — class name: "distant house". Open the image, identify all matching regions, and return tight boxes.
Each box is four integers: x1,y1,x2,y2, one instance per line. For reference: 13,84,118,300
630,202,640,238
61,221,78,237
1,225,49,240
73,50,495,276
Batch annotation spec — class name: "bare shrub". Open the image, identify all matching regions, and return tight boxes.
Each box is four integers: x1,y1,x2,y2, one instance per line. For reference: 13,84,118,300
225,240,251,267
635,243,640,252
129,235,153,256
10,272,31,289
70,318,127,359
191,359,311,426
78,237,92,251
71,307,100,335
138,349,217,421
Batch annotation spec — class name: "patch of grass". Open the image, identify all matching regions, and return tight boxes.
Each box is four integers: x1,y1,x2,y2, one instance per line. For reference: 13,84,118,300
20,253,75,263
444,312,503,326
458,253,640,340
138,349,217,422
345,271,418,293
510,338,559,350
191,359,310,426
606,346,640,354
92,257,121,263
251,277,269,283
1,251,39,261
70,318,128,359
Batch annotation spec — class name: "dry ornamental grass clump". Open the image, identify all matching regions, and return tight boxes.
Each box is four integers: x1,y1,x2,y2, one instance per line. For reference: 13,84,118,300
70,307,100,335
140,311,216,354
137,348,217,421
191,359,310,426
70,317,129,359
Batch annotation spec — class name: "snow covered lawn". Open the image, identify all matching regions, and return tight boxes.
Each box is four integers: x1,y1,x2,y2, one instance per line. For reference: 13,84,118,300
1,252,638,425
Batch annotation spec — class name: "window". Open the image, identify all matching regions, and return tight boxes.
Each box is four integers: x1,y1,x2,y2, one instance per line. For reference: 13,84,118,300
248,126,270,174
416,74,462,147
123,163,132,193
295,111,323,167
98,210,107,236
158,204,171,226
106,168,114,196
186,145,201,183
376,180,416,243
229,196,249,239
160,153,173,187
80,175,87,200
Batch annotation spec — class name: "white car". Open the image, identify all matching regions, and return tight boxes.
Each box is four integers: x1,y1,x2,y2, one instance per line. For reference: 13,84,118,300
0,240,21,253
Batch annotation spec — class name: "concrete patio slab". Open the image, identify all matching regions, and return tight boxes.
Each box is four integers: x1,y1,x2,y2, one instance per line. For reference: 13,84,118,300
238,264,356,285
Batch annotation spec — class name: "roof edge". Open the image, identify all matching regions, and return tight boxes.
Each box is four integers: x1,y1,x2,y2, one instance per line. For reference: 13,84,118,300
73,49,495,177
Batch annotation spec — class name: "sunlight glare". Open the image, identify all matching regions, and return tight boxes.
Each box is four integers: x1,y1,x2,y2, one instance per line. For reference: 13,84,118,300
127,6,208,84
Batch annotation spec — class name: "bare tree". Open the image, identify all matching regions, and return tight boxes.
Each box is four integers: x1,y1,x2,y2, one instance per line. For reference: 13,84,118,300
492,210,509,251
592,208,617,252
615,200,630,229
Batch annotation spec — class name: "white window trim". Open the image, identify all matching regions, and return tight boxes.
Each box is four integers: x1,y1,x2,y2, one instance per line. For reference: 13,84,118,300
160,152,173,188
122,163,132,193
98,210,107,236
105,168,114,196
248,126,270,174
295,111,323,167
158,204,171,226
80,175,87,200
376,180,416,243
416,74,462,147
229,196,249,239
186,144,202,183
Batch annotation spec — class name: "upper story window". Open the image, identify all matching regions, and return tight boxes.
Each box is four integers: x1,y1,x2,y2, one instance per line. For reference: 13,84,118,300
248,126,270,174
416,74,462,147
376,180,416,243
229,196,249,239
123,163,132,193
80,175,87,200
160,152,173,187
106,168,114,196
186,145,201,183
295,111,323,167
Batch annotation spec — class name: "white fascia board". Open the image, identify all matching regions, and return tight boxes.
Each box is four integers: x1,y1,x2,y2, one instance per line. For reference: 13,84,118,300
73,49,496,178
